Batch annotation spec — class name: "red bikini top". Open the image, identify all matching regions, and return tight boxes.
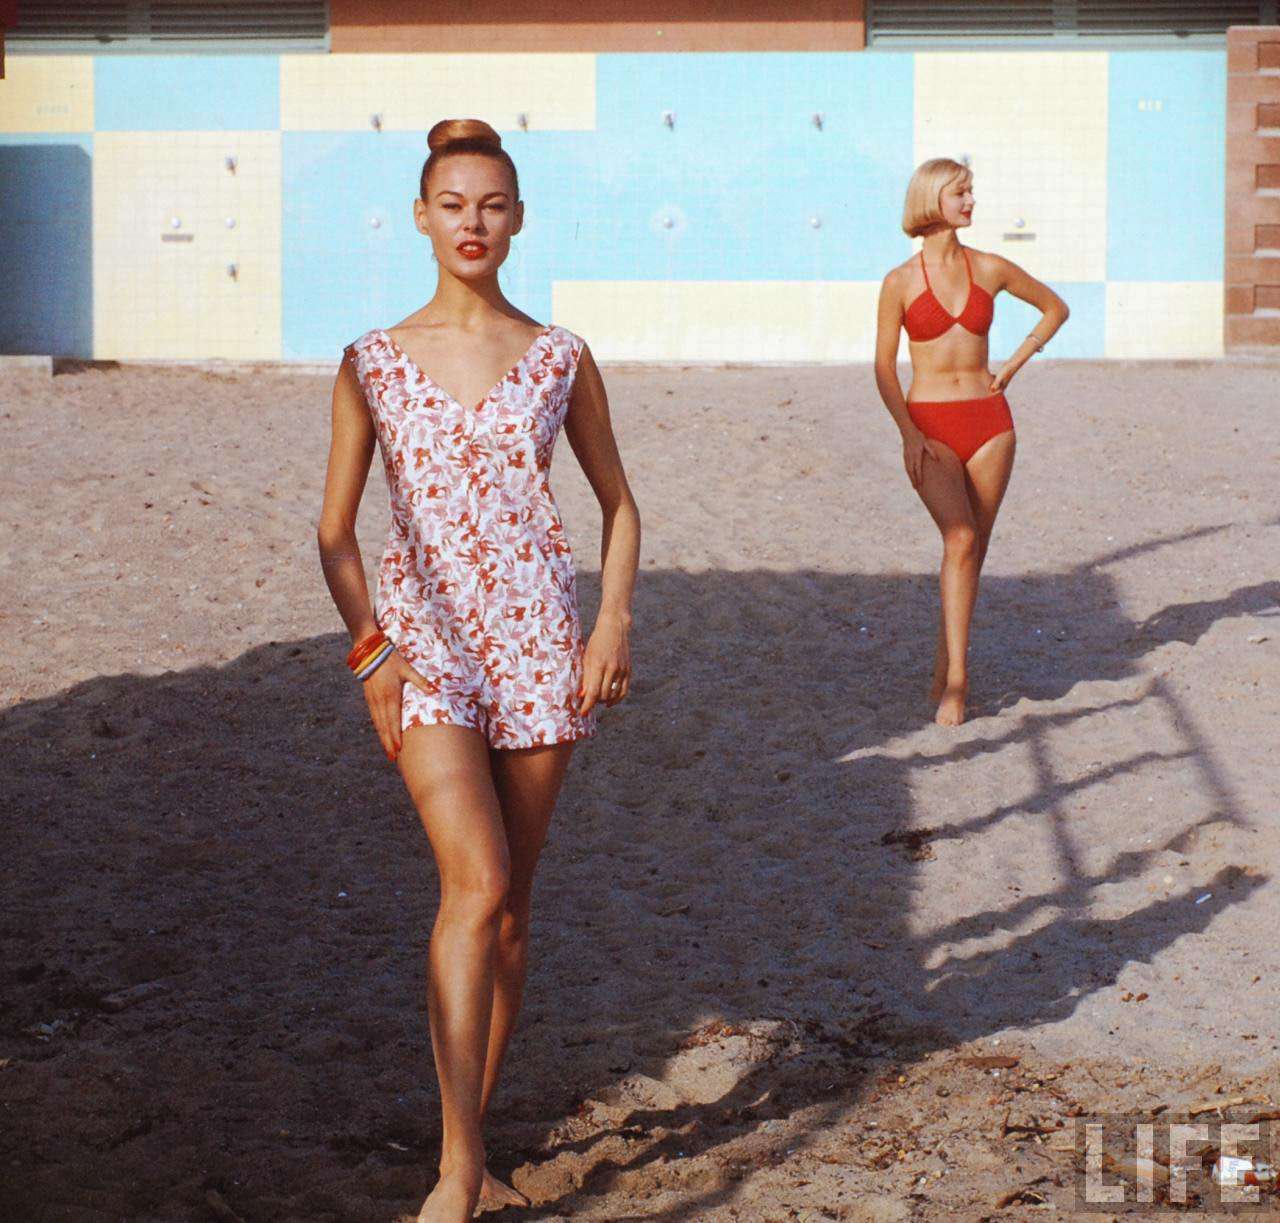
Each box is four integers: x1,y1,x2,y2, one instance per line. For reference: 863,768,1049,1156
902,246,994,342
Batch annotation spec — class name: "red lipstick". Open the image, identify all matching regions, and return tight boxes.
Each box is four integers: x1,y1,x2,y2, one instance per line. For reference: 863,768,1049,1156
457,241,489,260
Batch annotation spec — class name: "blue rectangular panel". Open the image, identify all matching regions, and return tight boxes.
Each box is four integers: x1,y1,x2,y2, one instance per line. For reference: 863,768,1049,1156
0,135,94,357
589,52,918,281
95,55,280,131
1107,51,1225,282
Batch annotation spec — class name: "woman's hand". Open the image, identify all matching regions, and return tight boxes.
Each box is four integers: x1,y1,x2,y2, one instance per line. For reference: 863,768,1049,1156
902,427,941,491
579,610,632,716
988,363,1015,394
362,652,431,764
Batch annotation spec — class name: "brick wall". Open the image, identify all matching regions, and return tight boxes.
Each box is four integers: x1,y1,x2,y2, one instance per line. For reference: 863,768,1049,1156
330,0,865,53
1226,25,1280,350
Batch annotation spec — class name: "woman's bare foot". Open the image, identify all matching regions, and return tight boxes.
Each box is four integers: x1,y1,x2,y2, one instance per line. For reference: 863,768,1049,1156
418,1159,484,1223
476,1167,530,1213
935,681,967,726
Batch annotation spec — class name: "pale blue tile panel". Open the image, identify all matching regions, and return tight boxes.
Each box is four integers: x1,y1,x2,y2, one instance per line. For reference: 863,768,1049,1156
95,55,280,131
1107,50,1225,282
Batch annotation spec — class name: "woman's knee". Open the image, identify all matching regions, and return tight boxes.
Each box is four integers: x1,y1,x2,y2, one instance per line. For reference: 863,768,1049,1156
942,522,979,560
441,858,511,925
496,899,532,950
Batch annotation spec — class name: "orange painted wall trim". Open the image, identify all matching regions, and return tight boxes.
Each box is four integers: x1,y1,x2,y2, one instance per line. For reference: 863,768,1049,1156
331,1,866,53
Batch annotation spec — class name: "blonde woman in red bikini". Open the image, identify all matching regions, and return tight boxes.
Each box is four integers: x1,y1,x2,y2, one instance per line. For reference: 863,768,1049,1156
318,119,640,1221
874,158,1069,726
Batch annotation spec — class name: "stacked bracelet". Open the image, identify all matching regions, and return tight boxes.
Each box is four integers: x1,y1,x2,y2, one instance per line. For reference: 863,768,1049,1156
346,630,385,668
347,630,395,681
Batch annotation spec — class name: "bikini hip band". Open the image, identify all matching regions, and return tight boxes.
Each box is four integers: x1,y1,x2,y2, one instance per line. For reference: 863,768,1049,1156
906,392,1014,464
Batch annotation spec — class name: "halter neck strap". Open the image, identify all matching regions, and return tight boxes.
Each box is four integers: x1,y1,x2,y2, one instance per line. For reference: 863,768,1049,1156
919,245,972,296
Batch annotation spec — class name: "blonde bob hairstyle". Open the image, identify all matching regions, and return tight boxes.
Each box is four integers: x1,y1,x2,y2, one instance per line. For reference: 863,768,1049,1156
902,158,971,238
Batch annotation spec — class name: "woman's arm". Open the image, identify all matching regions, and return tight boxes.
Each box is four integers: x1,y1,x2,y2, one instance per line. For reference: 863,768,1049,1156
316,354,429,763
316,354,379,643
873,269,936,490
988,255,1070,392
563,343,641,715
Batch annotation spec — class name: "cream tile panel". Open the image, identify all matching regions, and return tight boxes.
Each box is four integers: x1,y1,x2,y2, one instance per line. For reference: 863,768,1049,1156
280,54,596,132
913,52,1108,282
93,132,281,360
1105,282,1223,359
552,281,882,362
0,55,93,132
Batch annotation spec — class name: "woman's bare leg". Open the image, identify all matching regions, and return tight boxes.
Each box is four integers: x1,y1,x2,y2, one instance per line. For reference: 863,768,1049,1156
965,429,1017,565
471,741,575,1209
929,612,949,704
915,443,981,725
925,431,1017,711
398,724,509,1223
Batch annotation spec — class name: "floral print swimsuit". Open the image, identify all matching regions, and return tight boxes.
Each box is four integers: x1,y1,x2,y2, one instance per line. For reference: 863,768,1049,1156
344,323,595,749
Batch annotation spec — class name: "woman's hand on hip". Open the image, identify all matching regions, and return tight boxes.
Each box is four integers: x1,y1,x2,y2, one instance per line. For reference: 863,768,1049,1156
988,364,1014,394
579,610,632,715
363,652,431,764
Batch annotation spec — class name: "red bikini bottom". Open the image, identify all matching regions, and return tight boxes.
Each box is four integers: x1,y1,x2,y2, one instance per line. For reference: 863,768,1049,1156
907,392,1014,463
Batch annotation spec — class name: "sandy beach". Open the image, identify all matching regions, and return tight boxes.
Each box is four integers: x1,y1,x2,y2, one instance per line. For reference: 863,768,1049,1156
2,353,1278,1220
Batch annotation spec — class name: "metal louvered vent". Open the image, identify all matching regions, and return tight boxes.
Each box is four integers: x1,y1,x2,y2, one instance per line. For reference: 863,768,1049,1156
870,1,1056,42
1076,2,1273,36
9,2,132,41
9,1,328,49
869,0,1278,45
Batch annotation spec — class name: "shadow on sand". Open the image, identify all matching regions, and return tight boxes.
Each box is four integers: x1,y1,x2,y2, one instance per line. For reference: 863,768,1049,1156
2,536,1274,1220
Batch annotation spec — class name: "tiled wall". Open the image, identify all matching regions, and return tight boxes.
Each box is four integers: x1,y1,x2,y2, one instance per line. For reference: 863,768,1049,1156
0,48,1226,361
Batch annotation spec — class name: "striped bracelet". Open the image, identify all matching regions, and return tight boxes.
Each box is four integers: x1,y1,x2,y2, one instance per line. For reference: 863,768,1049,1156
354,640,395,681
349,639,388,674
347,629,387,670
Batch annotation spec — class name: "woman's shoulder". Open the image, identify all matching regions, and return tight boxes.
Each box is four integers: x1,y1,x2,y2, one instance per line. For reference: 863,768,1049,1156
545,322,588,354
965,245,1006,273
343,327,386,359
965,246,1014,290
882,255,919,286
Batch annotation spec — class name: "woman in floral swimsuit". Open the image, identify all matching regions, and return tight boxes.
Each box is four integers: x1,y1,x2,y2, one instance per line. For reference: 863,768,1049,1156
317,119,641,1223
